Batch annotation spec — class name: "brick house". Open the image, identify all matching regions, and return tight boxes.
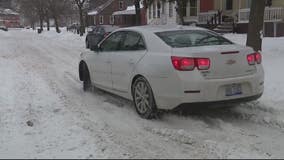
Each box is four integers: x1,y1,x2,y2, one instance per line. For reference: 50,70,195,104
112,1,147,27
147,0,284,37
0,8,20,28
87,0,135,26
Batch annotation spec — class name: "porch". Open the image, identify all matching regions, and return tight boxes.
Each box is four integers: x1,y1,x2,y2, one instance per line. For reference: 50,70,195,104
194,6,284,25
238,7,284,23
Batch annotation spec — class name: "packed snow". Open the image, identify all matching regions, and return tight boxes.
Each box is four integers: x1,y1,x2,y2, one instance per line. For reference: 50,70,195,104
0,28,284,158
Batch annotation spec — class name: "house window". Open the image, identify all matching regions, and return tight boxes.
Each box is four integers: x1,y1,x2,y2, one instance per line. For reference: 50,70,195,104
119,0,124,10
110,15,114,24
157,1,161,18
99,15,104,24
149,5,152,19
153,2,156,18
226,0,233,10
182,2,187,17
169,2,173,17
246,0,252,8
161,1,165,14
189,0,197,16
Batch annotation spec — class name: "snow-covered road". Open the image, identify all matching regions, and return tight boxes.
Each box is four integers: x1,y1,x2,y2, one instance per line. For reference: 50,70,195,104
0,29,284,158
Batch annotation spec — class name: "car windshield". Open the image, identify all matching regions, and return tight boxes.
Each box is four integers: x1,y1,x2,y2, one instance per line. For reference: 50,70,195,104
155,30,233,48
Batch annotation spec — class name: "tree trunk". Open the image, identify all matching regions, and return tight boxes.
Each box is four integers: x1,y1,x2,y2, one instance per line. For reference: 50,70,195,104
46,13,50,31
78,7,84,36
246,0,266,51
39,15,43,31
134,0,141,26
53,16,60,33
46,18,50,31
31,21,35,30
79,8,85,36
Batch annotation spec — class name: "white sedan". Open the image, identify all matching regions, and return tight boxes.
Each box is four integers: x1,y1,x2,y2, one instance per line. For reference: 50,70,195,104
79,25,264,119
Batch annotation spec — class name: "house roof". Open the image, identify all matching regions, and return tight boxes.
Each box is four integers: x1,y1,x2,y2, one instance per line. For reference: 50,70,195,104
112,4,144,16
87,0,115,15
0,8,19,15
112,6,136,16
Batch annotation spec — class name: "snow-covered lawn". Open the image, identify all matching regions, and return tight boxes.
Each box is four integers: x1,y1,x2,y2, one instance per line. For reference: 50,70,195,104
0,28,284,158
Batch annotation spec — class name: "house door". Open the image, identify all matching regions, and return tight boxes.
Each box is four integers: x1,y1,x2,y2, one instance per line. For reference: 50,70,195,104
225,0,233,10
189,0,198,16
200,0,214,12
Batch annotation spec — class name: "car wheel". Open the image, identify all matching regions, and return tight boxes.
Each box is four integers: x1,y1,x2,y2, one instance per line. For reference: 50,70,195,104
83,79,92,91
132,77,157,119
81,64,92,91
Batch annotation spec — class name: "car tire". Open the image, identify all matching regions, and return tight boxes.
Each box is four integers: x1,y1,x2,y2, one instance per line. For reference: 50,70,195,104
83,80,92,91
132,77,157,119
81,64,92,91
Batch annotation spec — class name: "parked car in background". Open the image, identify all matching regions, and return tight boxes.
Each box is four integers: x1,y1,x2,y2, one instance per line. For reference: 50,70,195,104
85,25,119,50
79,26,264,119
0,25,8,31
0,20,8,31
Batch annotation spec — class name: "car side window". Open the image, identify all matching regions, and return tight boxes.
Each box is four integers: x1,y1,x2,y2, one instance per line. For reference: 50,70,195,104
120,31,146,51
100,32,125,52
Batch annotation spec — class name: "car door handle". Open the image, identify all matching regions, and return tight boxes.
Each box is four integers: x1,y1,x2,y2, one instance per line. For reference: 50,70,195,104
106,60,111,64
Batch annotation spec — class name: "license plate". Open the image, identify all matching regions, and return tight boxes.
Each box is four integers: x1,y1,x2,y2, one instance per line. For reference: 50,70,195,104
225,84,242,96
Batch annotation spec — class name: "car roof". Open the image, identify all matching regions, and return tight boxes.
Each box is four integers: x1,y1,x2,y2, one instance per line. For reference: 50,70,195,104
116,25,208,34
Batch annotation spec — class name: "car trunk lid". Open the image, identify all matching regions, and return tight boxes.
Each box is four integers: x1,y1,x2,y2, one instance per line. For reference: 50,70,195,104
172,45,257,79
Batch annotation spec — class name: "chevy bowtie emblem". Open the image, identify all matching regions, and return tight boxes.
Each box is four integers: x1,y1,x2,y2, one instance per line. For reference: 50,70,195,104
226,59,236,65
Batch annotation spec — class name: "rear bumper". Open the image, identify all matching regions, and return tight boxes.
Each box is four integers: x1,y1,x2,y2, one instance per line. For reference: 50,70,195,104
176,93,263,109
149,67,264,110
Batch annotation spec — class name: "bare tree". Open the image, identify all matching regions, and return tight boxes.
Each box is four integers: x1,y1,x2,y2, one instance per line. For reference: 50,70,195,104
18,0,38,29
47,0,71,33
33,0,47,31
74,0,88,36
246,0,266,51
45,9,50,31
134,0,141,25
19,0,73,33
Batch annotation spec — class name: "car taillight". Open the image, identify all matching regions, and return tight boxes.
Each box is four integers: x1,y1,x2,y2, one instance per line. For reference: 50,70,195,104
196,58,210,70
247,54,255,65
255,52,262,64
247,52,262,65
171,56,210,71
171,56,195,71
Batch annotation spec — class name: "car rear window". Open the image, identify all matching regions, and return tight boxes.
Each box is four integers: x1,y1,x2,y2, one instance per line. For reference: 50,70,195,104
155,30,233,48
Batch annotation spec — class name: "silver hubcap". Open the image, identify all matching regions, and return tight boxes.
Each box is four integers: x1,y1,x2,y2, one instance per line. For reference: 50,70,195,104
134,81,150,114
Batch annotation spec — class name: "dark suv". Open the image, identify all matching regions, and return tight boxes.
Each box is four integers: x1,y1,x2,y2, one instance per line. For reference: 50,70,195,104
86,25,119,50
